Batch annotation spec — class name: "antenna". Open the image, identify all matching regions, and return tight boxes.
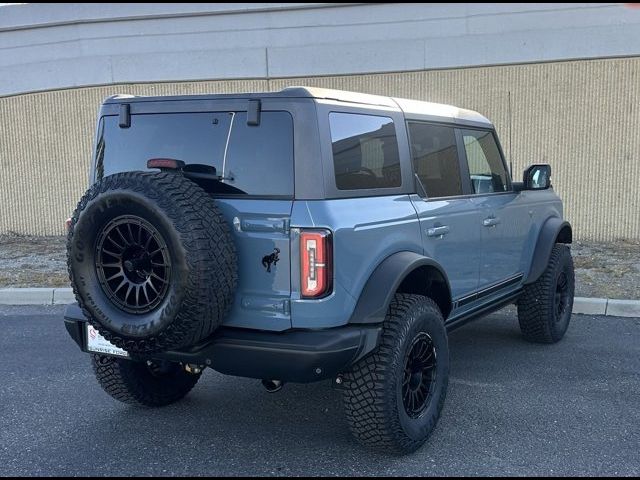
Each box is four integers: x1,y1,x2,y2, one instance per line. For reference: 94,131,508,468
508,90,513,177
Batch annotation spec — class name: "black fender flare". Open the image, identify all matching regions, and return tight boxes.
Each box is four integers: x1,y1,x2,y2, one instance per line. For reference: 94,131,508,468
524,217,573,284
348,251,452,324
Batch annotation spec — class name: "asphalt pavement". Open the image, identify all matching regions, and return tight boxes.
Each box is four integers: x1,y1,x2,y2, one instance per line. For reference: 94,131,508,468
1,305,638,476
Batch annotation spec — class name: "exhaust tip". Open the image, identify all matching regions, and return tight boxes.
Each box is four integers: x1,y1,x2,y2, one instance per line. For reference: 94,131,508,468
261,379,283,393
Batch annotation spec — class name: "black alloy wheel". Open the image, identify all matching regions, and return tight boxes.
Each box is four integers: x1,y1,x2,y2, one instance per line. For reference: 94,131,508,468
402,333,438,418
95,215,171,314
554,271,570,321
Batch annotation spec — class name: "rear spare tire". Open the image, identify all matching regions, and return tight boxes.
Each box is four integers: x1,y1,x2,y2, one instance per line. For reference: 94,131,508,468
67,171,237,353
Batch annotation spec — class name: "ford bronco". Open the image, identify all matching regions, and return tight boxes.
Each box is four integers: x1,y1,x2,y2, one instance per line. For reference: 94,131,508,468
64,87,574,453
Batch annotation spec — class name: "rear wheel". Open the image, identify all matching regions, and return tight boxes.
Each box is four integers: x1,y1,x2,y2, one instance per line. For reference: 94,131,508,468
339,294,449,454
91,355,200,407
518,243,575,343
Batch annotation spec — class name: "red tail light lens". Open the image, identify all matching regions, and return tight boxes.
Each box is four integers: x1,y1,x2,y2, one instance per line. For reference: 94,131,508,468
147,158,185,170
300,230,332,298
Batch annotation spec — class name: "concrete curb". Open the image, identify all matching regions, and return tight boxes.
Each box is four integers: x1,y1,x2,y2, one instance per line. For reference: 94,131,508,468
0,288,55,306
572,297,640,318
0,288,639,318
572,297,607,315
0,287,75,305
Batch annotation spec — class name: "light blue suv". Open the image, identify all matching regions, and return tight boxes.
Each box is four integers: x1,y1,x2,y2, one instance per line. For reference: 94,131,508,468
64,87,574,453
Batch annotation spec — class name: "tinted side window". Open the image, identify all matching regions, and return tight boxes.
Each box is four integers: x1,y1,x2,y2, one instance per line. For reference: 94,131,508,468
329,112,401,190
461,129,509,194
408,122,462,198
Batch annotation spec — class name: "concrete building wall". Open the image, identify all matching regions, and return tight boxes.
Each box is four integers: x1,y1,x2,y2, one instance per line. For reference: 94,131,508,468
1,3,640,240
3,3,640,96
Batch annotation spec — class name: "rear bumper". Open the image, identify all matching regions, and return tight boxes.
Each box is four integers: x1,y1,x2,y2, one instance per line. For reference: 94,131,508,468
64,304,381,383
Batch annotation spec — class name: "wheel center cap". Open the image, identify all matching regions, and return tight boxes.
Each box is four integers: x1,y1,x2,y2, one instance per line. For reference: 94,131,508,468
122,250,152,280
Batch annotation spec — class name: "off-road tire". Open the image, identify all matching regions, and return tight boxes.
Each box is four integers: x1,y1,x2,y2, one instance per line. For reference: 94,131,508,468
518,243,574,343
339,294,449,454
67,171,237,354
91,354,200,407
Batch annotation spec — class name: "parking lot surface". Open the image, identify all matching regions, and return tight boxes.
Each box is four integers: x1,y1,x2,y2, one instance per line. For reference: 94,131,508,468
1,305,638,476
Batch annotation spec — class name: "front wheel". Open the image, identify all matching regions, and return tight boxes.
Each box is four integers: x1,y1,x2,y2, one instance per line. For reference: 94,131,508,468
339,294,449,454
91,355,201,407
518,243,575,343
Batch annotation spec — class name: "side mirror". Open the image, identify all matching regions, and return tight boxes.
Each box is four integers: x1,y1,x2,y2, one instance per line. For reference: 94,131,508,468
524,164,551,190
514,164,551,192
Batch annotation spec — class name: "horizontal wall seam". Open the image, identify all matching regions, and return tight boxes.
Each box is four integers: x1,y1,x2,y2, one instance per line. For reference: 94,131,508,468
0,3,621,33
2,54,640,100
0,3,366,33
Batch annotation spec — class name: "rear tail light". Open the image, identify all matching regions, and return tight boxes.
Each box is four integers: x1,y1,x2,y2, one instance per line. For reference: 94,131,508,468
300,230,332,298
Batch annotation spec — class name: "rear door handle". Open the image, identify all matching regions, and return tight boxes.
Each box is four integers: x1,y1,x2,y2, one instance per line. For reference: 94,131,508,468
427,226,450,238
483,217,501,227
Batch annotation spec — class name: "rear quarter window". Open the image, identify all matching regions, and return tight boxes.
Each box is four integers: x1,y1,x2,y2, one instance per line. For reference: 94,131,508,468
329,112,401,190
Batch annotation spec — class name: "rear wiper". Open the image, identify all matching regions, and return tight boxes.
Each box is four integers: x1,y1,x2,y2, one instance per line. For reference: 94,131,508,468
183,163,234,182
147,160,234,182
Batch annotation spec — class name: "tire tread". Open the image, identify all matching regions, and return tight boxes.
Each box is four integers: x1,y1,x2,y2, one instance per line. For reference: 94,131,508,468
518,243,574,343
91,354,200,407
67,171,237,353
340,294,448,453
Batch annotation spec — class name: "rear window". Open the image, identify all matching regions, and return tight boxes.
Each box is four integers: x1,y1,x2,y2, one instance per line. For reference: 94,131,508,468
95,111,294,197
329,112,401,190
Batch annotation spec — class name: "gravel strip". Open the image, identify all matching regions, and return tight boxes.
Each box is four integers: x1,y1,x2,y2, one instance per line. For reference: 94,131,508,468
571,240,640,299
1,234,638,300
0,234,68,288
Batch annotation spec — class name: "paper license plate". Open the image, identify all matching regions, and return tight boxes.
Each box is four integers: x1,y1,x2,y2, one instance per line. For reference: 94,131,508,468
86,325,129,358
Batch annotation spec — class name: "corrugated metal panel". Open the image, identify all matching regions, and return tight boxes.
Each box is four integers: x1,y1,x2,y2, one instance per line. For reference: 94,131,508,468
1,58,639,240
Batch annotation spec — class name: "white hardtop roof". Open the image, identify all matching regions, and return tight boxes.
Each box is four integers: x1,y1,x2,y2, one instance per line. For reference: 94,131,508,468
105,86,492,126
283,86,492,126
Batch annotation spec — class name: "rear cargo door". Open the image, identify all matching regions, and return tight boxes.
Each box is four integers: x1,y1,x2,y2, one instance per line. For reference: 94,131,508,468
202,110,295,331
95,104,294,331
214,198,292,331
